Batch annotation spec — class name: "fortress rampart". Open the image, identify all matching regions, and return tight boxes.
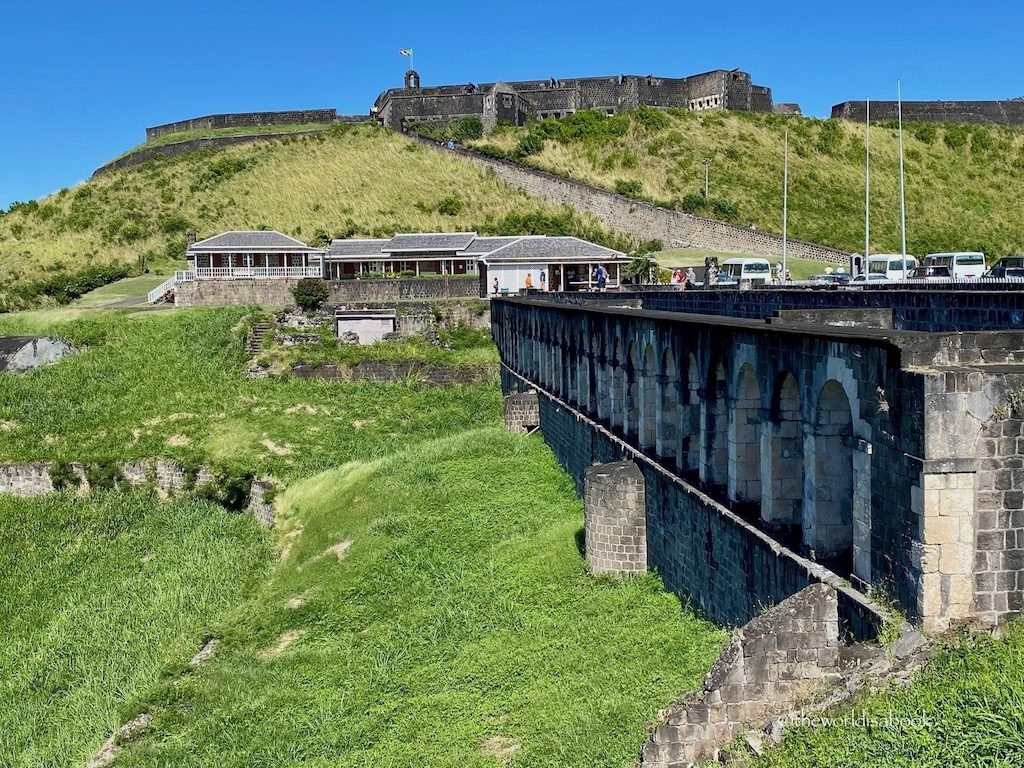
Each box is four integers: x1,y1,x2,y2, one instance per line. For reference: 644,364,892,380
832,99,1024,126
145,109,350,140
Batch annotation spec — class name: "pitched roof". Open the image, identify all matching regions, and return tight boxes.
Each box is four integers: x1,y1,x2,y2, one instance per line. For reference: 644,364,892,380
328,238,390,257
481,236,624,263
386,233,477,253
457,236,524,255
188,230,324,253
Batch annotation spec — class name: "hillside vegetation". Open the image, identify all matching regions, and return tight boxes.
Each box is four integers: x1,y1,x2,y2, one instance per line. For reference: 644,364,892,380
470,108,1024,257
0,124,649,311
0,491,272,768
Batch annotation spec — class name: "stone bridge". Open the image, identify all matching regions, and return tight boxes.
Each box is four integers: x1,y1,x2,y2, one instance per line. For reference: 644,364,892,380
493,295,1024,634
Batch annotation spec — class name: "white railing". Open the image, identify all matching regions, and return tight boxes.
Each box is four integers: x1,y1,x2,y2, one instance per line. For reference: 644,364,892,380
188,266,323,280
147,276,178,304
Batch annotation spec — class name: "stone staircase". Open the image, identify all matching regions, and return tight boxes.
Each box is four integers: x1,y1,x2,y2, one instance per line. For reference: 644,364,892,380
245,322,274,356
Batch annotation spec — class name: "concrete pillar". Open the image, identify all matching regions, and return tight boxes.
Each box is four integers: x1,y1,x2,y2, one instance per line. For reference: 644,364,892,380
504,391,539,433
584,461,647,575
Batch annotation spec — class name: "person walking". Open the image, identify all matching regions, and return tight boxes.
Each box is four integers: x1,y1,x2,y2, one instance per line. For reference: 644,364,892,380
492,277,499,296
540,269,547,292
595,265,607,292
686,266,697,286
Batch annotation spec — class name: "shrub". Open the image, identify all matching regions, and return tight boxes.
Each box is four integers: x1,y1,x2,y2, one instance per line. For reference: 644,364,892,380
679,193,707,213
710,198,739,221
50,461,81,491
437,195,463,216
944,125,970,150
159,213,191,235
632,105,670,133
912,123,938,144
614,179,644,197
516,134,544,157
84,461,123,492
310,227,332,247
196,466,254,512
292,278,329,311
450,116,483,141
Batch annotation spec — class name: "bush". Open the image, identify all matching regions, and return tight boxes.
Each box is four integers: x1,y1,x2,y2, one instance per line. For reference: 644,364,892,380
50,461,81,491
632,105,670,133
196,466,254,512
711,198,740,221
516,134,544,157
912,123,938,144
292,278,329,311
614,179,644,197
83,461,123,492
450,116,483,142
436,196,463,216
679,193,707,213
944,125,970,150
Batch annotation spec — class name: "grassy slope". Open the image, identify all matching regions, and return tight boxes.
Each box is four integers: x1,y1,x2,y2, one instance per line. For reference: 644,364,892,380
0,124,638,297
114,429,725,768
741,625,1024,768
0,308,500,480
0,491,272,768
473,111,1024,257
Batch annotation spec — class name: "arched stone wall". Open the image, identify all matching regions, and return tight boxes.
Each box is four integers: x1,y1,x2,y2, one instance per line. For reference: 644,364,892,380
805,380,854,564
625,341,641,439
639,343,658,450
728,363,763,504
762,371,804,529
702,361,729,488
658,347,679,463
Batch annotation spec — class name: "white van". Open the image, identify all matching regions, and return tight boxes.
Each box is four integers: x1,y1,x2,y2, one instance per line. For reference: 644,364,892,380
865,254,919,281
924,252,986,280
720,258,772,286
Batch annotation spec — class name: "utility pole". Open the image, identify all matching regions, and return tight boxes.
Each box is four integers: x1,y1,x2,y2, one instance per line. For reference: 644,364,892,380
897,80,908,278
703,158,710,199
865,98,870,263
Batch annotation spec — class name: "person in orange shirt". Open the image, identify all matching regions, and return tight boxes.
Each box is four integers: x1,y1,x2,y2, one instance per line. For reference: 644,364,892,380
524,273,534,289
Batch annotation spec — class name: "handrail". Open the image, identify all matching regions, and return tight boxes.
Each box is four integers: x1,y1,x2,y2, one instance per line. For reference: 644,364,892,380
147,276,178,304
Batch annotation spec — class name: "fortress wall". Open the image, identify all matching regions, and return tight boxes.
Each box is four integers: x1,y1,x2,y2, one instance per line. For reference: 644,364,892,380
832,100,1024,126
415,138,847,262
175,277,478,307
92,129,333,176
146,109,338,140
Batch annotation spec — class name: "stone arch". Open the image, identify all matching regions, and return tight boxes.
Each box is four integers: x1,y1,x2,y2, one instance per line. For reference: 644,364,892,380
609,337,625,429
624,341,640,438
805,379,854,566
639,342,658,450
701,361,729,488
761,371,804,531
728,363,762,504
577,333,591,410
658,346,679,462
679,353,701,472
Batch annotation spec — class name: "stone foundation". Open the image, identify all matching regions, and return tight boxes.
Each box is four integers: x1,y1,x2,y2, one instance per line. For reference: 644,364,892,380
503,391,539,433
584,460,648,575
641,584,842,767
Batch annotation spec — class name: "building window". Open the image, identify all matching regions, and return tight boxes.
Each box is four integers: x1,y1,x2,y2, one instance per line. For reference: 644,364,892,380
503,95,513,108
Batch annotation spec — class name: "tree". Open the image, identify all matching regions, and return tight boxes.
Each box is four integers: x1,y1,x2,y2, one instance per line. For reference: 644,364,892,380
292,278,329,312
622,252,665,285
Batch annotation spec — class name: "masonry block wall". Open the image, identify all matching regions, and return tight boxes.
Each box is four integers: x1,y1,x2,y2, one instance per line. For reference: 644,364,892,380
584,461,648,575
641,584,841,768
503,391,540,433
495,296,1024,632
174,277,479,307
145,109,339,140
415,138,848,263
832,100,1024,126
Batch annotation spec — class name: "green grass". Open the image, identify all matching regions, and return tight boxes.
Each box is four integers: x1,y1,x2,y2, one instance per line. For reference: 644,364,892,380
0,123,646,307
0,490,273,768
741,624,1024,768
110,429,726,767
71,273,173,307
653,248,827,280
472,110,1024,258
0,308,500,481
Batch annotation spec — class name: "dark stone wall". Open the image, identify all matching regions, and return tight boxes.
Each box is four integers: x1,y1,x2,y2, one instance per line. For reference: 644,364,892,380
832,100,1024,126
558,287,1024,333
146,109,338,140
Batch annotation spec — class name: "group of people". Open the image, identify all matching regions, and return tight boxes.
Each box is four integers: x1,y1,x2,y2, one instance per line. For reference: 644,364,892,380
670,267,698,289
491,265,610,295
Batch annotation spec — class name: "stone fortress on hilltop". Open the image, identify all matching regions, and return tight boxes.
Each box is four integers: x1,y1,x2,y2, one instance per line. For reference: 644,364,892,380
832,98,1024,126
370,68,785,132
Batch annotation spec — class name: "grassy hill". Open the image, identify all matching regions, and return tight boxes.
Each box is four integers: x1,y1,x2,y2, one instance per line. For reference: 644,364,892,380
0,123,647,311
0,490,272,767
469,108,1024,258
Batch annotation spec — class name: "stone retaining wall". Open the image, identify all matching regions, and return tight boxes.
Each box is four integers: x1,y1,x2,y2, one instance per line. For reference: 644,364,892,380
174,278,480,307
413,137,848,263
146,109,339,140
0,460,274,526
641,583,842,767
290,361,496,385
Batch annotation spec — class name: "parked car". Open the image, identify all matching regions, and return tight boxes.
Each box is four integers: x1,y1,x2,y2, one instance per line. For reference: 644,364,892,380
851,273,891,284
806,273,851,287
985,256,1024,280
864,254,918,280
907,265,953,281
924,252,986,280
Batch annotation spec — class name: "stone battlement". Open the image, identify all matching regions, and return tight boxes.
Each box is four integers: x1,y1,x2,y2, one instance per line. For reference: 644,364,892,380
832,99,1024,126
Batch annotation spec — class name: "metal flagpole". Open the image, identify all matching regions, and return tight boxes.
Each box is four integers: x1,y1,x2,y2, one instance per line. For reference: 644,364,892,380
897,81,908,277
782,129,788,284
865,98,870,263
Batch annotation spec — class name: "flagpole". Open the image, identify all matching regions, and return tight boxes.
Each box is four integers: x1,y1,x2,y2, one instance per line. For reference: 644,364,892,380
897,80,908,277
782,128,788,284
864,98,870,264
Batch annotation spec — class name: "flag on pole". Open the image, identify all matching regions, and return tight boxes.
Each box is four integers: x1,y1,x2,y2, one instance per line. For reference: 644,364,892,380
399,49,412,56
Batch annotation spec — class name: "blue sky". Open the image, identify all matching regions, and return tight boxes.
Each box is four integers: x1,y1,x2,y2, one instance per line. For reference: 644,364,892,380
1,0,1020,208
